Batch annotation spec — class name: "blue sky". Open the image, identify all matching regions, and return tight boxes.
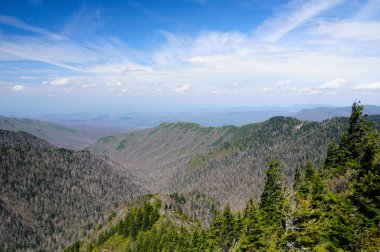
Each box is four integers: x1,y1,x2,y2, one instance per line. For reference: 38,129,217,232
1,0,380,113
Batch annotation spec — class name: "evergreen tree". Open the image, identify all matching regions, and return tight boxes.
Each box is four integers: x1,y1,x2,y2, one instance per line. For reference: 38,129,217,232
207,209,224,250
327,101,371,172
293,164,302,191
236,197,266,251
260,161,285,232
355,129,380,223
222,204,236,248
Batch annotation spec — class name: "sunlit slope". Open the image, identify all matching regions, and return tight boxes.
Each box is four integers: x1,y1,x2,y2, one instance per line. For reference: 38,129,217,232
88,116,357,210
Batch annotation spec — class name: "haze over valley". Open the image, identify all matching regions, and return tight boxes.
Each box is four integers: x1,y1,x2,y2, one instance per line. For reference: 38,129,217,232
1,0,380,251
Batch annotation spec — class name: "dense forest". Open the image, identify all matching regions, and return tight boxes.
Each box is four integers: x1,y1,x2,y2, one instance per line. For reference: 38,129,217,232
1,103,379,251
0,130,143,251
88,115,379,212
67,102,380,251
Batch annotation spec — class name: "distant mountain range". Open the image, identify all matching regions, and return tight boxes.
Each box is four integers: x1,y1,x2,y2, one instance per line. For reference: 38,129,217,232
0,116,120,149
1,104,379,151
294,105,380,121
11,105,380,130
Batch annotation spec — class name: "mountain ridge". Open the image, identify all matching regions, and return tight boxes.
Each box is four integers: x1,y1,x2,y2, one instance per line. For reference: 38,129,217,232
0,129,143,251
0,116,112,150
88,115,373,211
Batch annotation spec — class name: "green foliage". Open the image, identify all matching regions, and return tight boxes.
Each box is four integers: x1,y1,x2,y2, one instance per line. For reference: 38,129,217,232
84,201,160,250
64,241,81,252
260,161,286,232
325,101,371,173
43,102,380,251
236,196,266,251
288,101,380,251
170,192,186,204
354,131,380,222
116,138,128,150
98,135,116,144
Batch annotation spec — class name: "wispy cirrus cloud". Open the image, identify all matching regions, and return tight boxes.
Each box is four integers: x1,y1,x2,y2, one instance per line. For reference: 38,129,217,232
255,0,345,42
62,5,104,38
315,20,380,41
1,0,380,104
0,15,63,40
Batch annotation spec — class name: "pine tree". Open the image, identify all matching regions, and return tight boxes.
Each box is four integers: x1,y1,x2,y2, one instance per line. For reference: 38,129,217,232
355,129,380,222
330,101,371,172
222,204,235,248
293,164,302,191
236,196,266,251
260,161,285,232
207,209,224,250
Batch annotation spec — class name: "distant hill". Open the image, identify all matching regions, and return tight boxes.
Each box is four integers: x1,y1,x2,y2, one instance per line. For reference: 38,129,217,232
295,105,380,121
88,116,357,211
0,130,143,251
0,116,109,149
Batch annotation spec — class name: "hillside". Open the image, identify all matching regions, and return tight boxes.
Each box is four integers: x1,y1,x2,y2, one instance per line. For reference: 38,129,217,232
67,102,380,251
0,116,107,149
0,130,143,251
88,116,355,211
295,105,380,121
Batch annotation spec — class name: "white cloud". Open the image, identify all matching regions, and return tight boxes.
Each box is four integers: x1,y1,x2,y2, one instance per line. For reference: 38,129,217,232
172,84,191,94
0,15,63,40
260,80,322,95
315,20,380,41
106,80,123,87
11,85,27,91
354,0,380,20
19,76,39,80
81,84,96,88
354,81,380,90
50,77,70,86
298,87,320,95
261,87,275,92
319,78,348,89
0,37,93,71
256,0,345,42
154,31,249,66
1,5,380,103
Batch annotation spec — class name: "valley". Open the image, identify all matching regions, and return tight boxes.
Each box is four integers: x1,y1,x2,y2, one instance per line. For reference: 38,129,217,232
87,116,351,210
0,130,142,251
1,105,380,251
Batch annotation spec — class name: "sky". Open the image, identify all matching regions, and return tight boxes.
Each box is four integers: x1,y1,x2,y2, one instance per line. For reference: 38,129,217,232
1,0,380,113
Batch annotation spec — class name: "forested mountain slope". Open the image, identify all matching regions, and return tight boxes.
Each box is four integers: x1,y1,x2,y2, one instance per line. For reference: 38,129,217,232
0,116,105,149
68,102,380,251
0,130,143,251
88,116,368,211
